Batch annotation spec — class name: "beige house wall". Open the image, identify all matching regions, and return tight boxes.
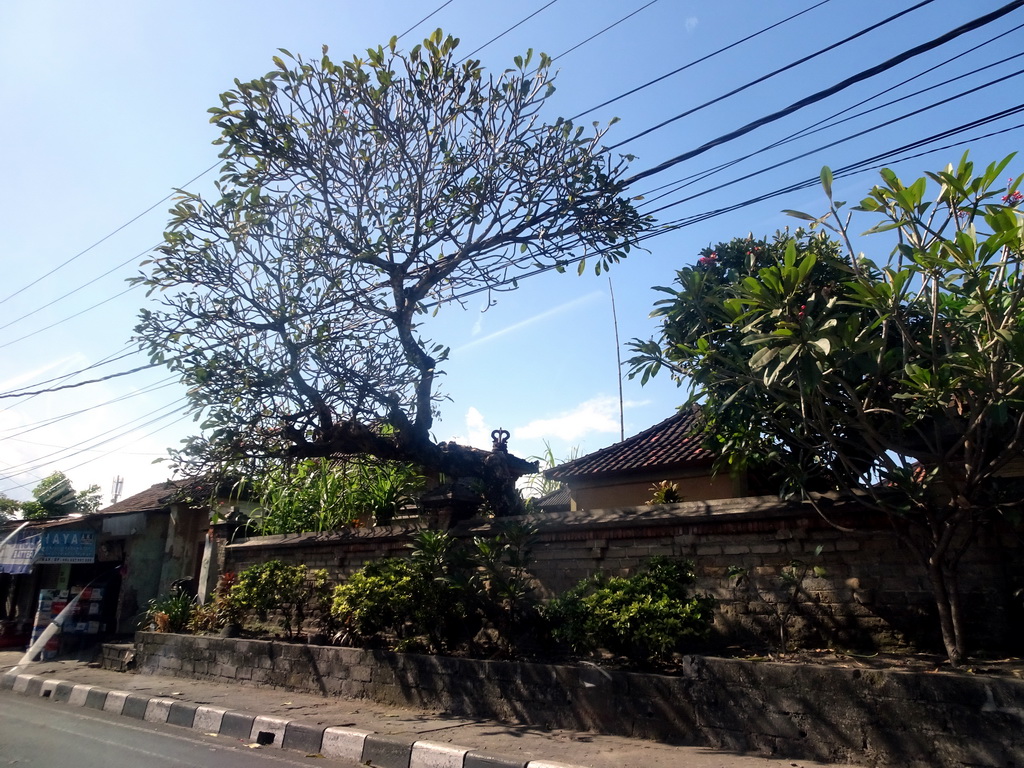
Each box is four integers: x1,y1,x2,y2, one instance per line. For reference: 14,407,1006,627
569,470,742,510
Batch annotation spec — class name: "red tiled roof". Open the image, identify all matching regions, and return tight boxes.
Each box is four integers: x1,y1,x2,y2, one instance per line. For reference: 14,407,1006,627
96,480,187,516
544,407,714,481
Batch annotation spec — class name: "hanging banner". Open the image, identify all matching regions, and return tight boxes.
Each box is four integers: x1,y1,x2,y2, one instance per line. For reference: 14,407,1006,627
0,530,40,574
37,530,95,564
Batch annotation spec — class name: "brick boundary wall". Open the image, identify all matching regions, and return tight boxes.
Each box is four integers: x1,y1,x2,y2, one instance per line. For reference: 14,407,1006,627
224,498,1024,654
128,632,1024,768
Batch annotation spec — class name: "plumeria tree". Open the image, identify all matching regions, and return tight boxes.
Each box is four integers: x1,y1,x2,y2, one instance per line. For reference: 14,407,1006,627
133,31,647,516
629,154,1024,666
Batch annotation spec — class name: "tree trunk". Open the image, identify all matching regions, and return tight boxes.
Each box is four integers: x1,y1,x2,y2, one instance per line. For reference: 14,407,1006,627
927,557,964,667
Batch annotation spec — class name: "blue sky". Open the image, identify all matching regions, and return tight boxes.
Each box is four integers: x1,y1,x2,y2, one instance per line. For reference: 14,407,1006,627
1,0,1022,503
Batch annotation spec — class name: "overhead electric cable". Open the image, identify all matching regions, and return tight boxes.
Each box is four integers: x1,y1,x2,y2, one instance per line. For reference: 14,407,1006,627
0,361,165,400
638,67,1024,212
0,162,218,306
640,42,1024,204
569,0,832,122
1,398,188,475
0,243,156,335
0,286,137,351
1,410,190,494
461,0,561,60
550,0,663,62
651,111,1024,229
623,0,1024,186
52,413,191,478
608,0,938,150
642,98,1024,217
396,0,457,40
769,23,1024,151
0,346,140,401
1,380,182,440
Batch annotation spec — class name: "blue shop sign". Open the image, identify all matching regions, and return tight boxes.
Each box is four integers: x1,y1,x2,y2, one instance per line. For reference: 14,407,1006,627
37,530,95,564
0,531,40,574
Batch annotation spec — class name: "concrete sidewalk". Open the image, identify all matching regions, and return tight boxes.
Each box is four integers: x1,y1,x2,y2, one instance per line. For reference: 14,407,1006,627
0,650,861,768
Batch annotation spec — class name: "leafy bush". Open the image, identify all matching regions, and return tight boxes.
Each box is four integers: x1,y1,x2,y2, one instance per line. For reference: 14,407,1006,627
331,525,540,654
469,521,541,654
545,557,715,662
331,556,466,651
142,591,196,633
188,572,242,634
647,481,682,504
249,456,426,535
331,530,473,652
231,560,328,638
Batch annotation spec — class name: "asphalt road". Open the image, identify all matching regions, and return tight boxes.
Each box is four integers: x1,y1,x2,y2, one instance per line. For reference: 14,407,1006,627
0,690,360,768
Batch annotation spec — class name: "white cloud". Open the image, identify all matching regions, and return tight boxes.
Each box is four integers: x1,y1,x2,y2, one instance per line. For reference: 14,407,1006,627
515,395,629,443
685,16,699,34
454,292,603,353
445,406,495,451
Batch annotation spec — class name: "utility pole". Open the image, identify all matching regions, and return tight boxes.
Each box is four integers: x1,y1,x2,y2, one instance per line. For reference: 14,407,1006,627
609,278,625,442
110,476,124,504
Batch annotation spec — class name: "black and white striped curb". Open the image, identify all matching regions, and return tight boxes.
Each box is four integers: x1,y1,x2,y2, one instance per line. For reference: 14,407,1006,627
1,670,580,768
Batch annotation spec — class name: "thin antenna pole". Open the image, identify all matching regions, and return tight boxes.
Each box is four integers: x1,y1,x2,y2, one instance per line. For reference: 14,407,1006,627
608,278,625,442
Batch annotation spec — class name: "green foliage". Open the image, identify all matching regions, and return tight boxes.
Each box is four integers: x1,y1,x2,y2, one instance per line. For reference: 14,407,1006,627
628,153,1024,667
331,523,540,654
331,555,469,652
249,457,425,535
188,572,242,633
20,472,102,520
0,494,20,521
469,521,541,654
647,481,682,504
520,441,579,499
545,557,715,662
230,560,328,638
130,30,647,516
142,592,196,633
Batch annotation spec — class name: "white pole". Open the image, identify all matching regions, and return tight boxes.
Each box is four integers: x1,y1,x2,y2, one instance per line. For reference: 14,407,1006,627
0,521,30,551
9,590,87,673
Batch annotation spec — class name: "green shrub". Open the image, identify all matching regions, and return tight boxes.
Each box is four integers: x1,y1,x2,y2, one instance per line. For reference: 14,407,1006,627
142,591,196,633
188,572,243,634
331,525,543,655
545,557,715,662
331,556,468,651
231,560,328,638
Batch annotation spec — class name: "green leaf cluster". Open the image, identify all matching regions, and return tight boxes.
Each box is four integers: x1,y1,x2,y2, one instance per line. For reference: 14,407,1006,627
628,152,1024,666
544,557,715,662
249,456,425,534
230,560,328,638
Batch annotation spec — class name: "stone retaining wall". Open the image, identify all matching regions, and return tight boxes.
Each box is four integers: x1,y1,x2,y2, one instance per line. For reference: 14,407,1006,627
128,632,1024,768
224,498,1024,654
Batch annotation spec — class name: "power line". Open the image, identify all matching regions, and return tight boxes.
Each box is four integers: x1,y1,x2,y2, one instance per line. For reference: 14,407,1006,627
623,0,1024,186
0,345,139,402
0,378,181,440
0,409,190,494
0,162,218,307
569,0,832,122
1,398,188,476
607,0,937,150
0,360,166,400
396,0,457,40
637,32,1024,204
550,0,663,63
0,243,156,337
0,285,137,351
638,68,1024,215
461,0,561,60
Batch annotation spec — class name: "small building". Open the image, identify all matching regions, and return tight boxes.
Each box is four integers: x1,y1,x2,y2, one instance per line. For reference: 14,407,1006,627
544,408,747,511
0,479,219,650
